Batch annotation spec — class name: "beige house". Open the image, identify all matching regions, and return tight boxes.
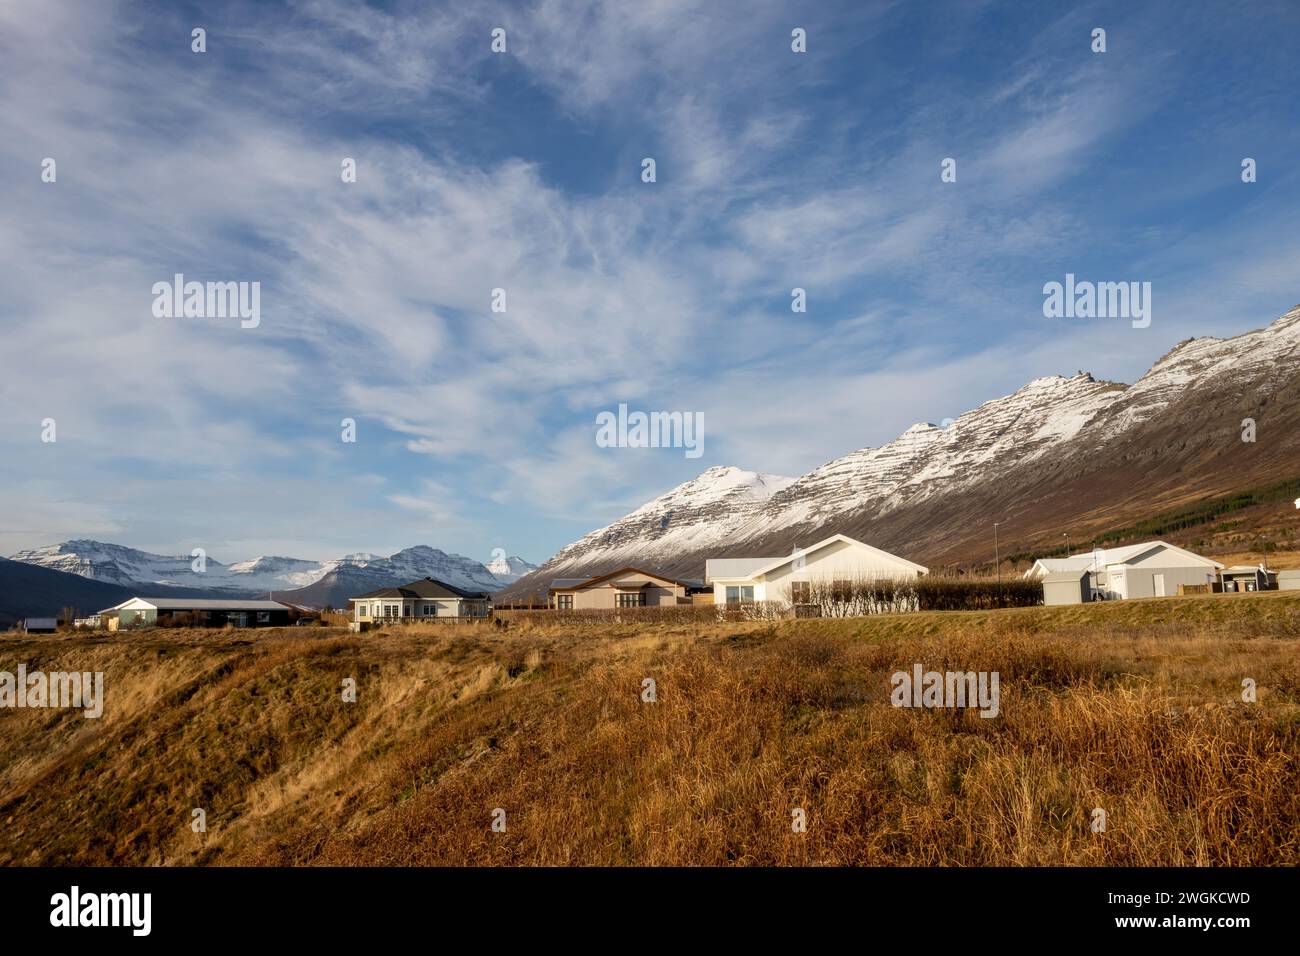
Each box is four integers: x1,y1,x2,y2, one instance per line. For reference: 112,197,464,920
548,567,704,610
350,577,491,629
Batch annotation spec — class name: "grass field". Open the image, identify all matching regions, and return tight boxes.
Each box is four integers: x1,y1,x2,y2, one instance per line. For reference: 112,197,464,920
2,591,1298,866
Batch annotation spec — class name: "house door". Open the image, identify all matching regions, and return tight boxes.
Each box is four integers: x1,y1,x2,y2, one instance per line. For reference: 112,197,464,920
1153,574,1166,597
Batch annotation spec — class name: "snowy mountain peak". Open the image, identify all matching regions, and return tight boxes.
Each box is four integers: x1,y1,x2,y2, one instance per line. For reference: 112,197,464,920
227,556,322,574
338,552,382,564
487,553,539,582
9,541,535,593
8,540,223,587
534,465,796,577
1270,304,1300,328
901,422,935,436
625,466,796,517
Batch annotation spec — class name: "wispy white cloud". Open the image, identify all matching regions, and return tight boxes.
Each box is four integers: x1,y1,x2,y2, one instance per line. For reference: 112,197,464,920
1,0,1296,563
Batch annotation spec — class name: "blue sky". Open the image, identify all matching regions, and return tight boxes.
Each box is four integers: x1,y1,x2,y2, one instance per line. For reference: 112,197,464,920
1,0,1298,566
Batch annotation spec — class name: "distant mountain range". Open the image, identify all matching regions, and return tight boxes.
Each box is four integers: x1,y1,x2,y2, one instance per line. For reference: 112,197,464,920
3,541,537,618
502,304,1300,600
0,558,245,628
9,305,1300,619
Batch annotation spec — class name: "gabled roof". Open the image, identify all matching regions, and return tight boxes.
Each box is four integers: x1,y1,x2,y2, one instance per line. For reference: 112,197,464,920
547,567,694,592
1040,569,1089,584
713,534,928,582
1026,540,1223,577
352,577,490,600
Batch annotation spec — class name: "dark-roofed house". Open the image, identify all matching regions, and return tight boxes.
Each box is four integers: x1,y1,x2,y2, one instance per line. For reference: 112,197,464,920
547,568,708,610
99,597,293,630
350,577,491,629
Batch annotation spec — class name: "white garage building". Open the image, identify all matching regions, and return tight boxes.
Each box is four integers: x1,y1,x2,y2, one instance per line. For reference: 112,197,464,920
1025,540,1222,602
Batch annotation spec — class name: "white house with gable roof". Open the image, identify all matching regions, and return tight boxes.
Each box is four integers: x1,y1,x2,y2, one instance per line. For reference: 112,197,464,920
704,533,928,605
1024,540,1222,601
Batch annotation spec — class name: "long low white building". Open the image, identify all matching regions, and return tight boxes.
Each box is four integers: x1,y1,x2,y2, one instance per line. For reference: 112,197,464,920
100,597,294,629
1025,540,1222,603
704,533,927,605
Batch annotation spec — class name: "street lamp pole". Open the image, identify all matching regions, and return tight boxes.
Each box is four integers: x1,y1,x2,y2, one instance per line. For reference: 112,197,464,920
1063,531,1070,557
994,522,1002,586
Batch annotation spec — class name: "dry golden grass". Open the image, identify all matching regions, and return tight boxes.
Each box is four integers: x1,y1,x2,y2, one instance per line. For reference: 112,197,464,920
1,591,1297,866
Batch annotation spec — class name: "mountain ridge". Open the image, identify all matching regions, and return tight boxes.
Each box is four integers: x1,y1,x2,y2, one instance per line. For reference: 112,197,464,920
8,540,538,597
502,304,1300,599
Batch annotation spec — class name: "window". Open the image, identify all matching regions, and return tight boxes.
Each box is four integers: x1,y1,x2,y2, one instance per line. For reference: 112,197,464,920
725,586,754,605
423,604,435,616
616,591,646,608
791,581,811,603
257,611,270,624
385,604,398,618
403,604,411,617
556,594,573,610
832,580,852,602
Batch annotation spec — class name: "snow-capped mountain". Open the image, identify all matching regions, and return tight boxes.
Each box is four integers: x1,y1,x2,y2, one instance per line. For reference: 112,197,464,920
742,371,1126,531
486,552,539,583
520,377,1122,582
348,546,506,593
265,548,534,609
9,541,535,594
225,555,327,584
535,466,795,580
9,540,241,589
505,304,1300,595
